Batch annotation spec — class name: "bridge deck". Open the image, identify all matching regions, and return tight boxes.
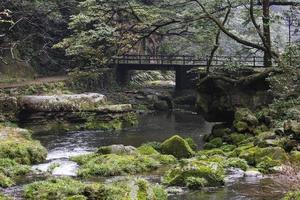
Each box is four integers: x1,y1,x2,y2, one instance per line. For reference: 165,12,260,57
110,55,265,69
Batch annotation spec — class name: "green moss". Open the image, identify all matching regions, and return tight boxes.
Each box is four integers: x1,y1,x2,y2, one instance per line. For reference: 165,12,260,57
142,142,162,152
72,153,161,177
235,108,259,126
85,118,123,131
185,137,197,151
186,177,208,189
23,177,167,200
283,191,300,200
24,178,85,200
84,113,138,131
198,149,225,157
137,144,159,155
220,145,236,152
209,138,223,147
0,158,30,187
73,144,177,178
234,121,249,132
137,144,177,164
229,133,249,145
239,146,288,166
160,135,194,159
0,193,12,200
0,127,47,165
290,151,300,163
226,157,249,171
256,156,280,174
163,159,225,188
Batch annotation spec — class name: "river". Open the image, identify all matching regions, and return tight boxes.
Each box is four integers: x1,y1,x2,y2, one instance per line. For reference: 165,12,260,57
3,111,286,200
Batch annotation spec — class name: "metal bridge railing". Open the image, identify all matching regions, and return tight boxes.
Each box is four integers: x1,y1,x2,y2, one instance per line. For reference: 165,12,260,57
110,54,266,67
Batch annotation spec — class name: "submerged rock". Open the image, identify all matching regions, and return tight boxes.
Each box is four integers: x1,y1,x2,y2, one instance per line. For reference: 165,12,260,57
161,135,194,159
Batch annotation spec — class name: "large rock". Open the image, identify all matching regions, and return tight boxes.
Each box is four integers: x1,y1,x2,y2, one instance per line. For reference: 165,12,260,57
196,68,273,122
160,135,194,159
19,93,107,112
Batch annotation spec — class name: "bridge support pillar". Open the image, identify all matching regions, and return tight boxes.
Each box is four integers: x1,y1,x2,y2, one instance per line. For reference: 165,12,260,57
175,67,191,90
116,66,129,86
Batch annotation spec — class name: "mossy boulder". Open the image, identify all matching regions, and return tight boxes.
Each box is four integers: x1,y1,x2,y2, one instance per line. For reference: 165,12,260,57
239,146,288,167
290,151,300,163
163,159,225,189
72,145,176,177
225,157,249,171
185,137,197,151
235,108,259,126
229,133,250,145
72,153,160,177
204,138,223,150
137,144,177,164
234,121,249,133
197,149,225,157
211,124,231,138
24,177,167,200
234,108,258,133
256,156,281,173
0,127,47,165
160,135,194,159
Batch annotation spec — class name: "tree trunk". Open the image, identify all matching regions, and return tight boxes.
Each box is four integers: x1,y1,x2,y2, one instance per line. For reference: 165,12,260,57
262,0,272,67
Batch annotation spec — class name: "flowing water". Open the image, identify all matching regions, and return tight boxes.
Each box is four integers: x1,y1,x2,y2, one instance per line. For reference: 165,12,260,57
3,111,287,199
